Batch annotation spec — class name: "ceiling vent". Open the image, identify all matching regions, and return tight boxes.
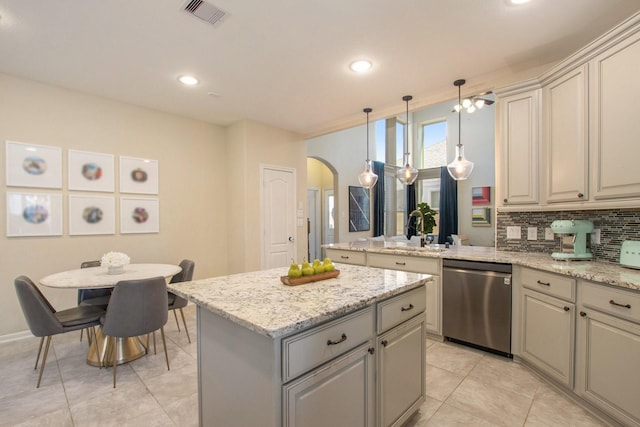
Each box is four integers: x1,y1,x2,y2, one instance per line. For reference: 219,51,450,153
182,0,228,27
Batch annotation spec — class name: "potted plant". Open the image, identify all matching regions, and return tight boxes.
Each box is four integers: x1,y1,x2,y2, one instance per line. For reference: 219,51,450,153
415,202,437,234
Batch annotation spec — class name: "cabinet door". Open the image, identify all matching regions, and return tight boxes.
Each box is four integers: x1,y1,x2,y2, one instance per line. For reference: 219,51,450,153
590,31,640,200
377,315,426,427
544,64,589,203
498,87,540,205
425,276,441,336
521,289,575,387
283,342,375,427
576,309,640,426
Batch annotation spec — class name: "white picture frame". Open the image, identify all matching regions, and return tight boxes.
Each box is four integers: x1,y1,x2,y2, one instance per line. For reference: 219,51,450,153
68,195,115,235
120,197,159,234
6,192,63,237
68,150,115,192
6,140,62,189
119,156,158,194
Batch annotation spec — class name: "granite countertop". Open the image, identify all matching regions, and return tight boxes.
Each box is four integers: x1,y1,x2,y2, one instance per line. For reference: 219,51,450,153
168,264,432,339
325,242,640,292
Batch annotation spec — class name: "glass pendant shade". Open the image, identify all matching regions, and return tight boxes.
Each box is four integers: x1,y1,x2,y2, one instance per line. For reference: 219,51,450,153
358,159,378,189
397,157,419,185
447,144,474,180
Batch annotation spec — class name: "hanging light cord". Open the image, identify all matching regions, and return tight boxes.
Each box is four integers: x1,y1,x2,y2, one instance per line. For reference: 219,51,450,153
403,95,412,158
365,108,371,160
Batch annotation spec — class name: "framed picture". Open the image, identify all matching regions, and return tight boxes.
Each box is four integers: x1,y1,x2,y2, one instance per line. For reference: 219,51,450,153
68,150,115,192
68,195,115,235
119,156,158,194
472,186,491,205
6,192,63,237
472,207,491,227
348,186,370,232
6,140,62,188
120,197,159,234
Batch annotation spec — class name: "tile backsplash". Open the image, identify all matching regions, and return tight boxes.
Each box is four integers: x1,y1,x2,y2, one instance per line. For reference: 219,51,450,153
496,208,640,264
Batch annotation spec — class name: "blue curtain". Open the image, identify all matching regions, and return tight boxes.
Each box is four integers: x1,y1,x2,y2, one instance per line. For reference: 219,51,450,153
405,184,417,239
372,161,385,237
438,166,458,244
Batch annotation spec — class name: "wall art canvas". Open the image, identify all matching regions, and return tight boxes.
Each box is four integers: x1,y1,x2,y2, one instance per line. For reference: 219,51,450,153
348,186,370,232
68,195,115,235
472,207,491,226
119,156,158,194
6,192,63,237
6,140,62,189
120,197,159,234
68,150,115,192
472,186,491,205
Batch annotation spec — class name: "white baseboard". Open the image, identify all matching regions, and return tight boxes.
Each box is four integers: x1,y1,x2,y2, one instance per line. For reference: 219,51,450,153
0,330,34,344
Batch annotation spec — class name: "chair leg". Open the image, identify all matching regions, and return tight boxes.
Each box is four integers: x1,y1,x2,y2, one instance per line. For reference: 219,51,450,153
80,328,84,343
34,336,44,370
173,309,181,332
179,308,191,343
36,336,52,388
160,327,170,371
112,336,118,388
153,331,157,355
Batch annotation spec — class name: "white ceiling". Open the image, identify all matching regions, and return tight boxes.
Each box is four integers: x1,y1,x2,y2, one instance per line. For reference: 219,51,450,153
1,0,639,137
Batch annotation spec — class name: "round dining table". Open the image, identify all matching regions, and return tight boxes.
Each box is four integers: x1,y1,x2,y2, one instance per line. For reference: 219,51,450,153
40,263,182,367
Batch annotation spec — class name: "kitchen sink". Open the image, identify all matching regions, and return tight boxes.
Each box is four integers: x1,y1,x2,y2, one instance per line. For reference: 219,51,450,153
378,245,447,253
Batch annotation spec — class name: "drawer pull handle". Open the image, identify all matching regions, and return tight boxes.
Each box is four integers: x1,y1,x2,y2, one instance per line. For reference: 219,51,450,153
536,280,551,286
609,299,631,309
563,306,570,312
580,311,587,317
395,262,406,266
340,255,349,259
368,347,375,355
381,339,388,347
578,192,584,198
327,333,347,346
401,304,414,312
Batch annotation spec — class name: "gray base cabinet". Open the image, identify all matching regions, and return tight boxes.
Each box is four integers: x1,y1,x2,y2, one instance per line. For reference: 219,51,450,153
576,281,640,427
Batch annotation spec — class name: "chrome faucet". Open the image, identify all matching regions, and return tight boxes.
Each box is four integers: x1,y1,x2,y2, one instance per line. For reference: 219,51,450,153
409,209,425,246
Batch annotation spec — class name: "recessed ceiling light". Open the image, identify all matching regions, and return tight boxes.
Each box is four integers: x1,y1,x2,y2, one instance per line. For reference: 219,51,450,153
178,75,199,86
510,0,531,4
349,60,373,73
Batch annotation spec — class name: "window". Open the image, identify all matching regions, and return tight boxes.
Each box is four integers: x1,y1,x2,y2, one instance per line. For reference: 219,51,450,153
420,119,447,169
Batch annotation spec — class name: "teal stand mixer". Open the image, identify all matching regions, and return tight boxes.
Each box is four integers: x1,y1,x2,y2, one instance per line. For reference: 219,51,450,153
550,220,594,260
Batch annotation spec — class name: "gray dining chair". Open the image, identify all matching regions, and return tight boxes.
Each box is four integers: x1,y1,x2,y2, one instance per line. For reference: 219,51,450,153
100,276,169,387
14,276,105,388
168,259,195,343
78,260,111,343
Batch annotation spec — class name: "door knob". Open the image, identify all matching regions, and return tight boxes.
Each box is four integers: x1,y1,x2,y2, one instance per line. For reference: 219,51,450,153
288,236,295,242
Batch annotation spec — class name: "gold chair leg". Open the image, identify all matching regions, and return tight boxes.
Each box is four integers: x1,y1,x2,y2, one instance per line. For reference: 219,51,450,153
153,331,157,355
179,308,191,343
160,327,170,371
36,336,52,388
112,336,118,388
80,328,84,342
34,336,44,370
173,309,181,331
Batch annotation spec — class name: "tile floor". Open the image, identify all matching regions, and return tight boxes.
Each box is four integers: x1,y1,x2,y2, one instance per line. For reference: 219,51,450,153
1,305,609,426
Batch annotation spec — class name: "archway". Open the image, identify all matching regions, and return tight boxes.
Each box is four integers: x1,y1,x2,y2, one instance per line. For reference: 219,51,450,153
307,157,338,260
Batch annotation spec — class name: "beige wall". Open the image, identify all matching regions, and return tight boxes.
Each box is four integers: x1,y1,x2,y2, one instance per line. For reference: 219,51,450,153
1,73,230,336
226,120,307,273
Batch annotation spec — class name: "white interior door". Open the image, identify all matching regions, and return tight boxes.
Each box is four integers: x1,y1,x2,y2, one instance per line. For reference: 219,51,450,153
323,188,335,259
262,166,296,269
307,188,320,261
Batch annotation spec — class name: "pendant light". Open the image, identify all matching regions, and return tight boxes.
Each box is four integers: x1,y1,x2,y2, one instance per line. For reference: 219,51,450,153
447,79,474,180
397,95,419,185
358,107,378,189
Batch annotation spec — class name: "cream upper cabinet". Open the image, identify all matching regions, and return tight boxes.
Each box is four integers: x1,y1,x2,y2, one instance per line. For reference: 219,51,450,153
496,83,540,206
590,30,640,200
543,64,589,203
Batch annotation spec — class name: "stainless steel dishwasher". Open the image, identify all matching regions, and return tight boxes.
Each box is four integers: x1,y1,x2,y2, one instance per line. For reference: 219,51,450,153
442,259,513,356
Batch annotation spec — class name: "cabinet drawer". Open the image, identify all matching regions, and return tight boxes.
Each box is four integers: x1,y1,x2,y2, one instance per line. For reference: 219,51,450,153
326,249,367,266
580,281,640,324
377,286,426,334
521,267,576,302
282,306,374,382
368,253,439,275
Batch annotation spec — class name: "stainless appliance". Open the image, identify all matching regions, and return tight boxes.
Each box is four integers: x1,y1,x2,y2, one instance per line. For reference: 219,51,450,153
550,219,594,260
620,240,640,269
442,259,512,356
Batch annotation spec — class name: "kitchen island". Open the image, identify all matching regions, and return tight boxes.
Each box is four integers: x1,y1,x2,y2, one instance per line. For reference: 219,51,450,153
168,264,432,427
